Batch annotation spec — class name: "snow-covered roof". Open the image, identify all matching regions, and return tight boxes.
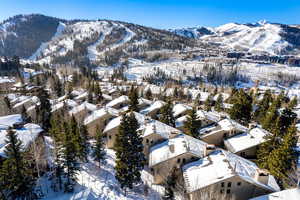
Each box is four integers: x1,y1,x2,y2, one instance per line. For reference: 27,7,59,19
196,110,221,122
172,104,192,118
0,76,15,84
10,95,31,104
142,120,181,139
250,188,300,200
106,95,129,108
0,123,43,158
103,112,147,133
102,94,112,101
175,115,188,128
74,91,88,100
69,101,97,116
12,96,39,109
218,118,248,132
140,100,166,115
0,114,23,129
182,149,280,194
224,128,271,153
149,134,207,167
138,98,152,106
84,107,119,125
51,99,78,112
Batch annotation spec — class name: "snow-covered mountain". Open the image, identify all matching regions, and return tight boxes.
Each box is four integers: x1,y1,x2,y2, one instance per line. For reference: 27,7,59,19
171,21,300,55
0,14,196,65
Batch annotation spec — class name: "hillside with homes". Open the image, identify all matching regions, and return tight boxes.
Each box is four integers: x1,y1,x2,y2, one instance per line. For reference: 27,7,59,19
0,55,300,200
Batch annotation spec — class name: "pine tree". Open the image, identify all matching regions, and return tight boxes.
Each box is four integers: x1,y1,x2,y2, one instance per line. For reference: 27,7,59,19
145,88,152,100
214,94,224,112
62,122,79,192
21,104,30,123
129,86,139,112
184,107,201,138
204,93,213,111
92,126,106,168
261,105,279,131
162,169,177,200
0,129,36,199
229,89,252,125
94,82,103,103
36,88,51,131
115,112,145,193
78,124,89,162
254,89,273,123
159,99,175,127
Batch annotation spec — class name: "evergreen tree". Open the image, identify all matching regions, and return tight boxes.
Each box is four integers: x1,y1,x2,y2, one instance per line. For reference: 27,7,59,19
254,89,273,123
145,88,152,100
87,92,94,103
184,107,201,138
261,104,279,131
129,86,139,112
36,88,51,131
115,113,145,193
21,105,30,123
0,129,36,199
62,122,79,192
162,169,177,200
3,96,11,110
204,93,213,111
214,94,224,112
229,89,252,125
159,99,175,127
78,124,89,162
94,82,103,103
92,126,106,168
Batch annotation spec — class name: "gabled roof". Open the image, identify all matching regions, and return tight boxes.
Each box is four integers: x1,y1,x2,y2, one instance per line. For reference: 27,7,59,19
218,118,248,132
172,104,192,118
142,120,181,139
106,95,129,108
182,149,280,194
12,96,39,109
0,114,23,129
103,112,148,133
69,101,97,116
250,188,300,200
51,99,78,112
0,123,43,158
224,127,271,153
84,107,119,125
149,134,207,167
140,100,166,115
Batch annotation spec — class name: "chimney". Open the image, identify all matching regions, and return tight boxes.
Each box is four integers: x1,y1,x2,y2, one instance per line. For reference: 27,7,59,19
254,169,269,185
249,122,257,129
204,144,216,156
169,144,175,153
169,132,178,139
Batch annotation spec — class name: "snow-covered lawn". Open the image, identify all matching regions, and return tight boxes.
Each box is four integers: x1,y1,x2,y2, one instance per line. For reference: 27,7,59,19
39,149,161,200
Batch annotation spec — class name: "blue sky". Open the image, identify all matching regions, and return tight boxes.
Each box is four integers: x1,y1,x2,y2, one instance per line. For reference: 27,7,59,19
1,0,299,28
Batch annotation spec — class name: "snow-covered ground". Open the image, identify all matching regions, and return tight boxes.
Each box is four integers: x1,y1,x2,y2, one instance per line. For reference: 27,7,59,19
39,149,161,200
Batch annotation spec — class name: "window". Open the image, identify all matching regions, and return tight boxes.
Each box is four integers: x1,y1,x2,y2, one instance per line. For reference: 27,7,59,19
183,158,186,163
220,189,224,194
237,182,242,186
226,189,231,194
221,182,224,187
146,139,149,144
241,152,246,157
108,135,112,139
177,158,181,163
227,182,231,187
